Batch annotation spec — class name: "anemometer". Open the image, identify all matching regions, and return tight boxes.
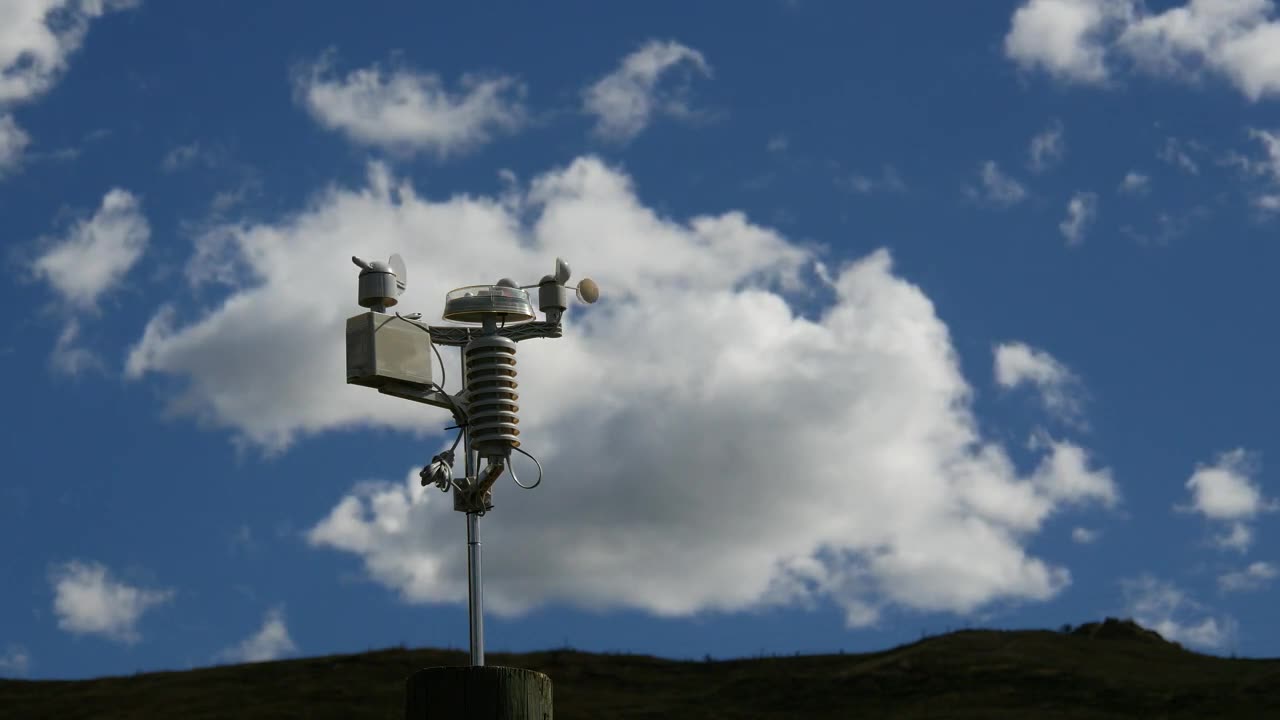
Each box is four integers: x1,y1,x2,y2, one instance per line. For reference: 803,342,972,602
346,254,599,667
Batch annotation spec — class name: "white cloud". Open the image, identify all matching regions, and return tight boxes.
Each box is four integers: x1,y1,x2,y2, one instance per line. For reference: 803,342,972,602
1029,120,1065,172
1245,128,1280,181
0,0,137,105
0,113,30,176
1119,0,1280,100
130,156,1117,627
296,55,525,157
50,560,172,644
766,134,789,153
1218,561,1278,592
844,165,906,194
969,161,1027,207
209,177,261,215
1239,128,1280,208
0,0,138,171
30,189,148,374
1071,526,1101,543
582,40,711,143
1255,193,1280,211
1031,437,1118,506
218,608,296,663
994,342,1086,425
1007,0,1280,100
1005,0,1134,84
1122,575,1236,651
1160,137,1201,174
1215,521,1254,551
230,523,254,552
1184,449,1273,519
0,644,30,676
1118,171,1150,194
161,141,211,172
1059,191,1099,245
1180,448,1277,552
32,188,150,309
50,318,103,376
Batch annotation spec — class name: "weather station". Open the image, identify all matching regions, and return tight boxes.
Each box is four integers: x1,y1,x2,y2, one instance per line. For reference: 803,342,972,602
345,254,599,719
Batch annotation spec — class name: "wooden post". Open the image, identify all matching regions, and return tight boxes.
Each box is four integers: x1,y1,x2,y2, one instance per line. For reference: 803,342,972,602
405,666,553,719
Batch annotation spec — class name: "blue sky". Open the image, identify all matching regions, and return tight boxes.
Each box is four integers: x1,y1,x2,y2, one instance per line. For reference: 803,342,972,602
3,0,1280,680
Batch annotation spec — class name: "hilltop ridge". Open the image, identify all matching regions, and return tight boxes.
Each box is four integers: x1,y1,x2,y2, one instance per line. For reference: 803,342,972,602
2,619,1276,719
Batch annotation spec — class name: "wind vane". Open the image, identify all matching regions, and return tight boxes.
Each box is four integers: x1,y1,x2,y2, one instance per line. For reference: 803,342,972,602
346,253,599,668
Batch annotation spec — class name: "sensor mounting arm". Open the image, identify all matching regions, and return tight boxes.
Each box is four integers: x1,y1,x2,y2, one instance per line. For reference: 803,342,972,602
424,320,564,347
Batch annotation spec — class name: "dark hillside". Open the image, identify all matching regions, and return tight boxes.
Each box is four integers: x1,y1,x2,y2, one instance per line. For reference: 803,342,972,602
3,618,1277,719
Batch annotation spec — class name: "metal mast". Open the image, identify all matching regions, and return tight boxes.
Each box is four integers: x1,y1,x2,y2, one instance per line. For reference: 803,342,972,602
346,255,598,666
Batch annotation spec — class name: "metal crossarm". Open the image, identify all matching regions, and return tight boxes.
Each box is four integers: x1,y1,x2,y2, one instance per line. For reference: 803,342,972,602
424,321,565,347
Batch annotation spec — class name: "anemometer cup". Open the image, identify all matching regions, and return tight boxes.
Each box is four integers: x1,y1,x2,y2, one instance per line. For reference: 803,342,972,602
575,278,600,304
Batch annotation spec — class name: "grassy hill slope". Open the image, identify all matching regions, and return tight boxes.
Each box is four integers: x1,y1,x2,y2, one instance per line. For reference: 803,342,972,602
3,619,1278,719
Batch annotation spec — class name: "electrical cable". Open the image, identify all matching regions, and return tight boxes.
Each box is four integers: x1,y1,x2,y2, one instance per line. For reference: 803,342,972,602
509,445,543,489
430,339,448,391
388,312,466,425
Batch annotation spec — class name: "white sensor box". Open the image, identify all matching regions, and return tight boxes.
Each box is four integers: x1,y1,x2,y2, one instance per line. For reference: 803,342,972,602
346,312,434,389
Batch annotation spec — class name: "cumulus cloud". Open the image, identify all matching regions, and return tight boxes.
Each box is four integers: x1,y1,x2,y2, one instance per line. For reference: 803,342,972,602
218,608,296,663
1029,120,1065,172
161,141,212,172
50,560,172,644
1160,137,1201,174
130,156,1117,628
968,161,1027,207
1186,450,1272,518
0,645,30,676
1006,0,1280,100
1179,448,1277,551
1218,561,1277,593
1214,521,1254,551
0,0,137,104
1119,0,1280,100
994,342,1085,425
295,55,525,157
1255,194,1280,210
50,318,103,376
1031,437,1118,506
0,0,138,172
582,40,711,143
1122,575,1237,651
1071,526,1101,543
1245,128,1280,180
1118,171,1150,194
1236,128,1280,209
30,188,149,373
0,113,30,175
1005,0,1135,84
1059,191,1098,245
843,165,907,194
31,188,150,310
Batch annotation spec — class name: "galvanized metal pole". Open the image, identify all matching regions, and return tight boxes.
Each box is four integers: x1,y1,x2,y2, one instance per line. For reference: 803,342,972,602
466,510,484,667
461,345,484,668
